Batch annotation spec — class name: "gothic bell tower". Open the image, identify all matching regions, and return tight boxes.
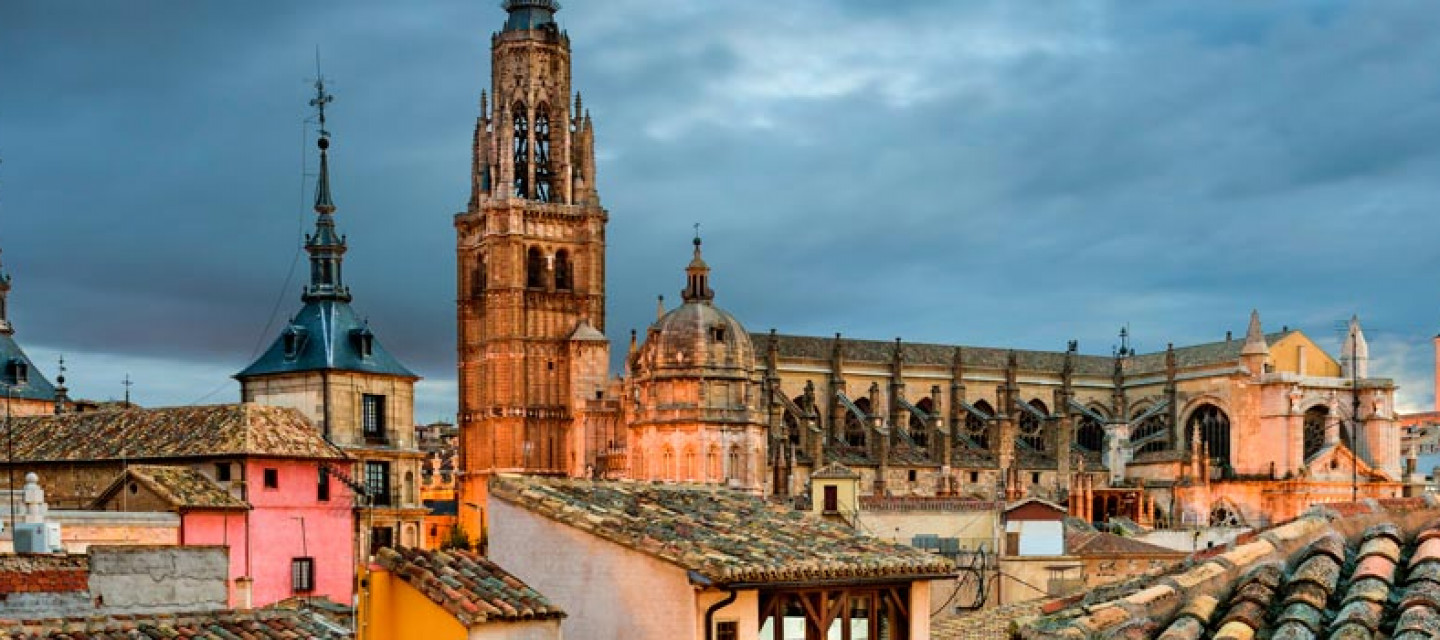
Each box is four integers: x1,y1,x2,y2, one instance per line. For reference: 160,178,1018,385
456,0,609,530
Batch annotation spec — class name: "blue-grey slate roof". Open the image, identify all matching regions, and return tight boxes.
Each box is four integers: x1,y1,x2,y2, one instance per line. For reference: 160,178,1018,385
0,332,56,401
236,300,417,380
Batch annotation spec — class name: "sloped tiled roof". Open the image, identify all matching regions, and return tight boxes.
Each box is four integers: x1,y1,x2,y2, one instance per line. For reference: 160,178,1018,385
1065,531,1183,557
0,333,57,402
1021,496,1440,639
754,330,1296,377
376,547,563,626
0,608,346,639
91,465,249,511
8,404,346,463
490,476,956,585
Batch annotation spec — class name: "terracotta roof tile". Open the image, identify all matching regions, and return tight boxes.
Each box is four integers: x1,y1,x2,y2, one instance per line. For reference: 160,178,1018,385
8,404,345,462
375,547,562,626
91,465,250,511
0,608,345,639
490,476,956,585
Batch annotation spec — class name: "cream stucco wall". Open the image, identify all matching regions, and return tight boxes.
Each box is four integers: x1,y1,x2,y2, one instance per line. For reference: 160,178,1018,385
490,497,698,640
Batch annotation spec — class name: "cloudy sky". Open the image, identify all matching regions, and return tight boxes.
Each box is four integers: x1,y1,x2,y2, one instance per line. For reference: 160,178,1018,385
3,1,1440,421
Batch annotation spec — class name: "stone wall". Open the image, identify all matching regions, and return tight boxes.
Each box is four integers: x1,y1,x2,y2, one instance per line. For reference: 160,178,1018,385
0,546,228,619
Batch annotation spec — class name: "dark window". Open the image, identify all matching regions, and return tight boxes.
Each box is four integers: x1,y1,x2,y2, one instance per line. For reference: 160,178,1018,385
1303,406,1329,460
823,485,838,513
263,468,279,489
534,105,553,202
371,526,394,555
710,326,726,342
1031,472,1041,484
366,461,391,506
554,249,571,290
526,247,545,288
907,469,917,482
282,327,306,360
215,463,232,482
363,395,386,441
352,329,374,359
512,103,529,198
969,471,979,483
8,360,27,386
716,621,738,640
472,256,486,297
317,467,330,502
1077,414,1106,452
291,557,315,593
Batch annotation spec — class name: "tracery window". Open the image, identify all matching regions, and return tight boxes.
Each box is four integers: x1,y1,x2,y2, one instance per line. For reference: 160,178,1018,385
1303,406,1329,460
1131,408,1169,455
965,400,993,450
512,103,529,198
846,398,871,448
1018,399,1047,452
1077,412,1106,452
910,398,934,448
1186,404,1232,467
534,104,554,202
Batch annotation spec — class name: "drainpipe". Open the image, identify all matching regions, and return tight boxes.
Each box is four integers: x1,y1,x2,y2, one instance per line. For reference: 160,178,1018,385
703,588,738,640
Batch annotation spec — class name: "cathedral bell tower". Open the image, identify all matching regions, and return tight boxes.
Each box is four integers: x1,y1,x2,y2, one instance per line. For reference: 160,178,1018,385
456,0,609,530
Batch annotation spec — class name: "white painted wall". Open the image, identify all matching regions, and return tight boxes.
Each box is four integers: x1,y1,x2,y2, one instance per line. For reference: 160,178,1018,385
470,620,563,640
1006,520,1064,556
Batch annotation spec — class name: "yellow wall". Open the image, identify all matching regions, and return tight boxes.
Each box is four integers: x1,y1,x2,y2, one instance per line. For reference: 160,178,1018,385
1269,332,1341,377
811,474,860,515
367,568,467,640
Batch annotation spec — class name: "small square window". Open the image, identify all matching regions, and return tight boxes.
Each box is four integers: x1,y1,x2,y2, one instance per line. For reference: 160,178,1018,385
1031,472,1041,485
215,463,232,482
291,557,315,593
907,469,917,482
716,621,738,640
263,468,279,489
969,471,979,483
710,326,726,342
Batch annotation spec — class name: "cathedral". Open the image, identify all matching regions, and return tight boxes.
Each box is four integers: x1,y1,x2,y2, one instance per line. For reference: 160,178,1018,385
455,0,1406,534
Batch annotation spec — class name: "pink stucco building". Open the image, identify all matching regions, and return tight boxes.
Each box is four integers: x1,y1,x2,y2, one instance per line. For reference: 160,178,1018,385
14,404,357,609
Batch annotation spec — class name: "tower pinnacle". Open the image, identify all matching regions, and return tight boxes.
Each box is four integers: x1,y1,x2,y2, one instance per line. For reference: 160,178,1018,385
503,0,561,31
302,76,350,303
682,229,714,303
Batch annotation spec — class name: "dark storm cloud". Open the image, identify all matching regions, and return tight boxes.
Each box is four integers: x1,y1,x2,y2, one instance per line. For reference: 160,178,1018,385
3,0,1440,419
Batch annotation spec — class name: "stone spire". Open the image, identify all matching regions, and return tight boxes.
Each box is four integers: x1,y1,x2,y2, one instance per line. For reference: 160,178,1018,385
1241,310,1268,356
1341,315,1369,379
301,77,351,304
0,248,12,336
681,230,714,303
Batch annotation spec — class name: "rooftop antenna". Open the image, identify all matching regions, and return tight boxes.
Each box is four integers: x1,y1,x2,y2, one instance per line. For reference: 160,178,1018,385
310,48,333,140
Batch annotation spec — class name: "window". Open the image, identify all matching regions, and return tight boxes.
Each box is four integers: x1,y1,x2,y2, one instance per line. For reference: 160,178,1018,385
716,621,738,640
969,471,979,483
710,326,726,342
363,395,386,441
282,327,307,360
8,360,27,386
263,468,279,489
352,328,374,359
291,557,315,593
317,467,330,502
215,463,232,482
371,526,394,556
526,246,545,288
554,249,571,290
533,104,553,202
1031,472,1041,484
907,469,917,482
366,461,391,506
512,103,529,198
823,486,839,513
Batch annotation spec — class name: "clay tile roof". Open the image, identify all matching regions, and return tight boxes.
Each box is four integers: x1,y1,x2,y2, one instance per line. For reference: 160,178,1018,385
8,403,346,463
376,546,563,626
490,476,956,585
809,462,860,479
0,608,346,639
92,465,250,511
1024,500,1440,639
1065,531,1183,556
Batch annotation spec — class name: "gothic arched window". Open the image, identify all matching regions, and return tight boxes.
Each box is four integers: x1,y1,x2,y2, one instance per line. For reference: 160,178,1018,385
1132,409,1169,455
1303,405,1329,460
554,249,572,291
534,104,554,202
512,103,530,198
846,398,870,448
1186,404,1232,467
1018,399,1047,452
1077,412,1105,452
526,247,545,289
965,400,992,450
911,397,934,448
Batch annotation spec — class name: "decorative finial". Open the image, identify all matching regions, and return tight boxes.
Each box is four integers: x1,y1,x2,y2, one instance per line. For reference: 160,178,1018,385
693,222,701,246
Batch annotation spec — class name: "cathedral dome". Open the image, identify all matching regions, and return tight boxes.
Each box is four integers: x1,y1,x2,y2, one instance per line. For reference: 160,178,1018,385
641,300,755,375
